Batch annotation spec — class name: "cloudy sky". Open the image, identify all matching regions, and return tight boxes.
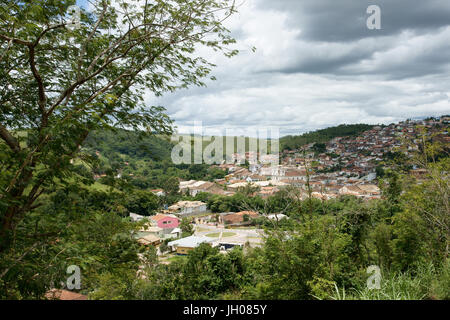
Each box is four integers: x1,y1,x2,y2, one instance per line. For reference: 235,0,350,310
81,0,450,136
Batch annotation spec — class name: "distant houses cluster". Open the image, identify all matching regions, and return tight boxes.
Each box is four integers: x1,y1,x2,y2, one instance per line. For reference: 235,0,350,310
129,201,267,256
127,116,448,259
171,116,448,201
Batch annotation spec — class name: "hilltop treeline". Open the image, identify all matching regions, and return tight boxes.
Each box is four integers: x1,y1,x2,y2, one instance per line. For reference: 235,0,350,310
281,124,375,150
83,124,375,165
84,130,174,162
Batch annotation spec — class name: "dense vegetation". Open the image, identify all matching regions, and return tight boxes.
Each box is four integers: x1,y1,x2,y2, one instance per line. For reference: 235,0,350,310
93,139,450,300
1,128,448,300
85,130,174,162
77,164,450,300
281,124,375,150
0,0,238,299
0,0,448,301
82,129,227,196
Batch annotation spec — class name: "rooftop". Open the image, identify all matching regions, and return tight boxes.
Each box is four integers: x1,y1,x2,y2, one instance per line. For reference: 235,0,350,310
168,235,214,248
45,289,88,300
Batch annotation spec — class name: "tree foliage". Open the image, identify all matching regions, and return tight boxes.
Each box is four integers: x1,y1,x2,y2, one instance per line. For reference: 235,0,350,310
0,0,238,249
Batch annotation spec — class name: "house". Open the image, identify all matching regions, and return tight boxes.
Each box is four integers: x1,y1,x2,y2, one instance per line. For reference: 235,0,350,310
129,212,145,222
259,165,286,181
260,154,279,165
150,189,166,197
246,174,266,182
228,167,251,180
221,213,244,225
169,227,182,239
267,213,288,221
284,169,306,181
311,192,329,200
149,214,180,235
168,201,208,217
258,186,278,197
179,180,233,196
254,180,288,188
237,211,260,218
227,182,250,190
179,180,213,196
358,184,381,196
249,163,262,173
168,236,214,255
135,225,163,245
220,211,259,225
45,289,88,300
216,241,244,251
137,234,161,246
339,186,362,196
139,226,164,237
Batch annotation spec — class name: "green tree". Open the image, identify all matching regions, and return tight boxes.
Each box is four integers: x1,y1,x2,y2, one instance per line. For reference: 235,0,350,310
124,190,159,216
180,217,193,236
159,176,180,196
0,183,142,299
0,0,238,250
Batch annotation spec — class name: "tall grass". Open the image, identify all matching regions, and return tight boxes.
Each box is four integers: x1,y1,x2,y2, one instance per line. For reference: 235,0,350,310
330,261,449,300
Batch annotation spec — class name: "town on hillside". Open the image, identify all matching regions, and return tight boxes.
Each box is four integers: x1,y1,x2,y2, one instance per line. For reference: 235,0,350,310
174,116,449,201
129,116,449,259
4,1,450,302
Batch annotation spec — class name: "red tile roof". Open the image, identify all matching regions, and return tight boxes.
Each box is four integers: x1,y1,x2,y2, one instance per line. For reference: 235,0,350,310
150,214,171,222
45,289,87,300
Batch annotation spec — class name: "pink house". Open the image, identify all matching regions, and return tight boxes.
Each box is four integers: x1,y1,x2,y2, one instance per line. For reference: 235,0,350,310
150,214,180,229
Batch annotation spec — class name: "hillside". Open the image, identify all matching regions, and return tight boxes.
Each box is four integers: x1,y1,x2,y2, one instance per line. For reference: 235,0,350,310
83,130,275,164
280,124,375,150
83,129,174,162
83,124,375,163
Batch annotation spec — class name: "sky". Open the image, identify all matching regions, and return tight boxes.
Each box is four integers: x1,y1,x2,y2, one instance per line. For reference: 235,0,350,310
79,0,450,137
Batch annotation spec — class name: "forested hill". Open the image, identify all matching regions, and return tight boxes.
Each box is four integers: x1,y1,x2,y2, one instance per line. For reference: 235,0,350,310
83,129,174,162
83,124,376,162
280,124,375,150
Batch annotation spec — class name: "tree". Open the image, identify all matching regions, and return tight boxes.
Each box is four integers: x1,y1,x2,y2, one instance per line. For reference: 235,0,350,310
312,142,326,154
207,167,226,180
124,189,159,216
180,217,193,236
159,240,170,254
388,129,450,268
0,183,143,299
237,183,260,197
0,0,238,250
159,176,179,196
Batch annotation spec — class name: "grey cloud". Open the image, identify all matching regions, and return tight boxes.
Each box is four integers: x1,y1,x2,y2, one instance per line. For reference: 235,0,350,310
252,0,450,79
258,0,450,42
147,0,450,136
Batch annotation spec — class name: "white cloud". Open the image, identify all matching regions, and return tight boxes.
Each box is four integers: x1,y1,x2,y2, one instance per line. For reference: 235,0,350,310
143,0,450,136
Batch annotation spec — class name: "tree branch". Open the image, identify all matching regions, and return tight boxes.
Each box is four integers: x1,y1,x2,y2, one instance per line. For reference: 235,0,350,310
28,45,47,118
0,34,32,46
0,123,20,152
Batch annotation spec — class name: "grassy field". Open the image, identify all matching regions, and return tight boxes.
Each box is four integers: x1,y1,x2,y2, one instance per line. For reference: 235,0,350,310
166,255,187,263
205,232,236,238
195,226,210,232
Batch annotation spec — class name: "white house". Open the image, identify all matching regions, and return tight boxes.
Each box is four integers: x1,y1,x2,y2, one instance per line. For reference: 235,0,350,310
168,201,208,217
